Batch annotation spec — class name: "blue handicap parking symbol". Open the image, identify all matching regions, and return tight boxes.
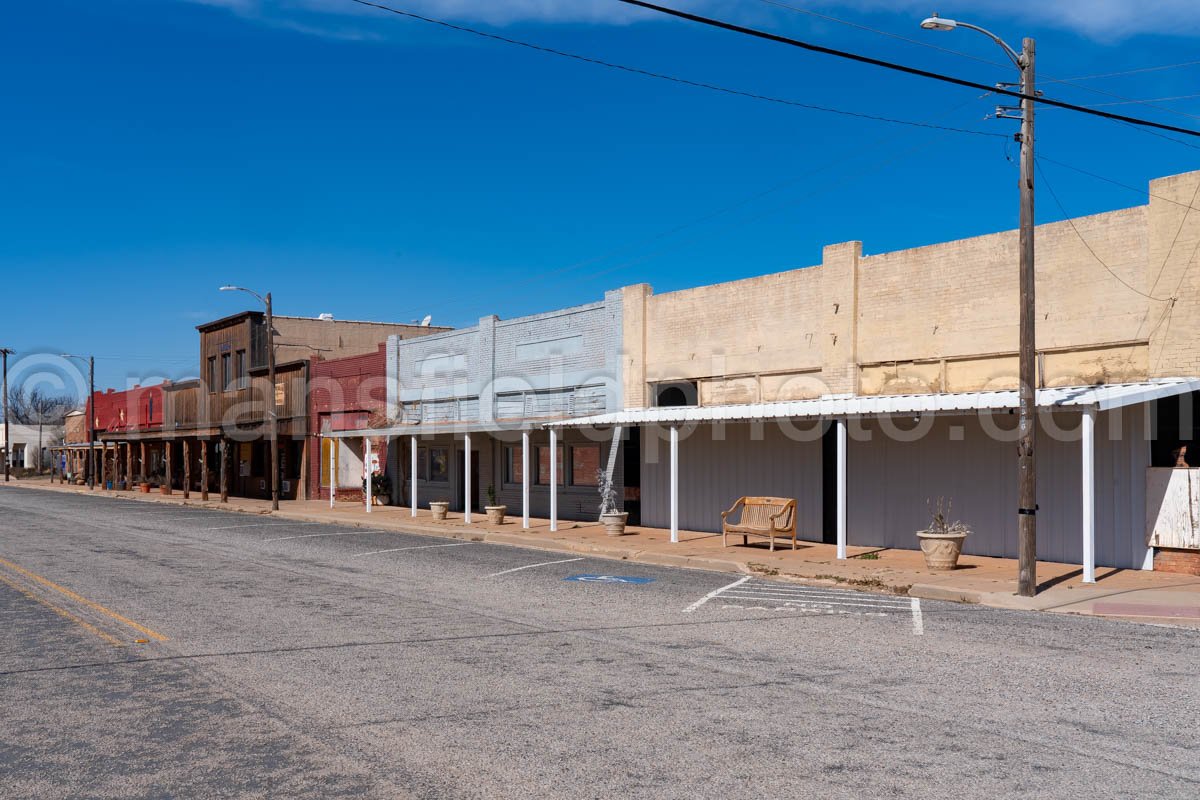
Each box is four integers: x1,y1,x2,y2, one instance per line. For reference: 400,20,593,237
564,574,655,585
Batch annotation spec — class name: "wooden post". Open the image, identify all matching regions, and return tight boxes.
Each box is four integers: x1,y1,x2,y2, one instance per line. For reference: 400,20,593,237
126,443,134,490
165,441,173,494
201,441,209,501
140,442,147,483
183,440,191,499
101,443,108,491
219,439,228,503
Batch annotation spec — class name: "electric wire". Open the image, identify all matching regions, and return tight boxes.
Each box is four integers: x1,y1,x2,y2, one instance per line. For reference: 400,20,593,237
343,0,1003,139
752,0,1200,123
1035,159,1172,301
614,0,1200,139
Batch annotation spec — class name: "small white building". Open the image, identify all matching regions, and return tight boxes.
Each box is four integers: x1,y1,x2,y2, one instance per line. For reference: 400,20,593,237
1,422,60,471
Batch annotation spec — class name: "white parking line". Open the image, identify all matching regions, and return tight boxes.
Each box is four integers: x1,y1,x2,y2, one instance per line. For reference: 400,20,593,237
353,542,472,557
911,597,924,636
203,522,323,531
488,557,584,578
262,530,383,543
682,575,751,613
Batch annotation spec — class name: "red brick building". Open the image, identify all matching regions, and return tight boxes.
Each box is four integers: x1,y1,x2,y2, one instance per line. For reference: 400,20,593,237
307,343,388,502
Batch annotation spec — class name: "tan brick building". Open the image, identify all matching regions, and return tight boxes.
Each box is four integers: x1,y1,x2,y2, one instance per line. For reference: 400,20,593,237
557,169,1200,575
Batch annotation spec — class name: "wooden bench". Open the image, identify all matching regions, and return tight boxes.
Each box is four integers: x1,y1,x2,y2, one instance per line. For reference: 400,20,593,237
721,496,798,551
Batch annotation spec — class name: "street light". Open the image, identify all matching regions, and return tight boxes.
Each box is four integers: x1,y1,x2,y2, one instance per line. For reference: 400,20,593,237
1,347,13,483
921,14,1039,597
61,353,96,491
219,285,279,511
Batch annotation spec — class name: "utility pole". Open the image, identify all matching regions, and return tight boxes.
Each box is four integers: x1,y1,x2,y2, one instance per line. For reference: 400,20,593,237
220,285,280,511
1,348,12,482
920,15,1038,596
266,292,279,511
63,354,96,490
1015,39,1038,597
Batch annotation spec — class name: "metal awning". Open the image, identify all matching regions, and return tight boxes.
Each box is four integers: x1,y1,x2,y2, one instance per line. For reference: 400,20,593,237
324,420,537,439
543,378,1200,428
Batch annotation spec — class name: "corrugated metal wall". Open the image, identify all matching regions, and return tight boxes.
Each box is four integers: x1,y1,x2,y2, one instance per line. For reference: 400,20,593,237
641,423,823,537
847,410,1147,569
639,409,1148,569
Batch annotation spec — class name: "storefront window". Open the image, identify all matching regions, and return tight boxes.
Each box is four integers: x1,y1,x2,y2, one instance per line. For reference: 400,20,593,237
570,445,601,486
536,446,564,486
504,445,524,485
429,447,449,482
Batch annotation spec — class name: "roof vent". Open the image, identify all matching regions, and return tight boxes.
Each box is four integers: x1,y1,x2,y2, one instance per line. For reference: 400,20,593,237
420,315,432,327
318,313,334,321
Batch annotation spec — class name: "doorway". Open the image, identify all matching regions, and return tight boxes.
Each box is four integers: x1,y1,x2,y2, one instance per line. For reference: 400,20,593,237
456,449,480,513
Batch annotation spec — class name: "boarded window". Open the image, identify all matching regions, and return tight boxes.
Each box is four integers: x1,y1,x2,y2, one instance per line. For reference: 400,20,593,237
221,353,232,390
570,445,601,487
536,446,564,486
504,445,524,485
320,438,336,487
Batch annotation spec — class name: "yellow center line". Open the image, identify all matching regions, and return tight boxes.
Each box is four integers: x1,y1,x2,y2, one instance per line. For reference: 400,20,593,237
0,571,126,648
0,556,169,642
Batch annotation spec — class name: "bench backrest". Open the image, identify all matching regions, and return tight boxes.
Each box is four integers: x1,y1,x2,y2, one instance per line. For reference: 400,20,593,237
737,497,794,529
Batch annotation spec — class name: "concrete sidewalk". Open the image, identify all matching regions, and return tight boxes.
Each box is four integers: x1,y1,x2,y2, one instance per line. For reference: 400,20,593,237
7,477,1200,627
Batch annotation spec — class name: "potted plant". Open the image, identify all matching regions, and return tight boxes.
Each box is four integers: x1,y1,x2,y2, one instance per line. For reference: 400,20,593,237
363,474,392,505
429,500,450,520
153,470,171,495
597,470,628,536
916,498,970,570
138,475,151,493
484,484,507,525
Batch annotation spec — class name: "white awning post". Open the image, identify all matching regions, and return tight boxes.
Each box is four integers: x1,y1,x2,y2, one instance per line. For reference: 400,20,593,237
549,427,558,532
836,419,847,560
328,437,335,509
410,435,418,517
670,425,679,544
464,433,472,524
365,436,372,514
1082,407,1096,584
522,429,530,529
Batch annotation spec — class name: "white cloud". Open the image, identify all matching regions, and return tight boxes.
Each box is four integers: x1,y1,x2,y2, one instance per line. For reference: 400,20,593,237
184,0,1200,39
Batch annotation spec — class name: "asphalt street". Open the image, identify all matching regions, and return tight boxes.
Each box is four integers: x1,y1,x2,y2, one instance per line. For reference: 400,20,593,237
0,485,1197,799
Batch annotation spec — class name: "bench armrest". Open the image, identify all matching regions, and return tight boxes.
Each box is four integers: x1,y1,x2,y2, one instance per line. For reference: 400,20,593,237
721,497,746,520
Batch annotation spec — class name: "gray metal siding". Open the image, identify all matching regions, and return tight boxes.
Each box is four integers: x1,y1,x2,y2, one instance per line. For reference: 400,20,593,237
641,423,823,537
846,410,1147,569
639,410,1147,569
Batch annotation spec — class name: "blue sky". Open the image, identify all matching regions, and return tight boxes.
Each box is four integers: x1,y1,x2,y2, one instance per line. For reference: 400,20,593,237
2,0,1198,393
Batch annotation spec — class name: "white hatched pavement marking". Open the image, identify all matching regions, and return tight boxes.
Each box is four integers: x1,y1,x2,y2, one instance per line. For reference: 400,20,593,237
353,542,473,557
488,557,584,578
911,597,924,636
682,575,751,613
262,530,384,543
690,578,912,618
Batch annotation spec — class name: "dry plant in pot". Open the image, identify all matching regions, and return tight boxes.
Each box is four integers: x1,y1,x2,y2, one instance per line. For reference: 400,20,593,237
597,470,628,535
916,498,970,570
485,485,506,525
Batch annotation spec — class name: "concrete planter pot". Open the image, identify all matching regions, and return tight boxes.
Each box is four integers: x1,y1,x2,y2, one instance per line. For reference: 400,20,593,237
600,511,629,536
485,505,507,525
159,485,172,495
429,501,450,521
916,530,968,570
138,482,151,494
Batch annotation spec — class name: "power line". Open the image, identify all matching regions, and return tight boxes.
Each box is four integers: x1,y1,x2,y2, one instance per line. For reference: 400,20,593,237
1057,59,1200,82
1035,159,1171,301
1035,155,1200,212
752,0,1200,123
615,0,1200,139
1086,93,1200,109
343,0,1002,139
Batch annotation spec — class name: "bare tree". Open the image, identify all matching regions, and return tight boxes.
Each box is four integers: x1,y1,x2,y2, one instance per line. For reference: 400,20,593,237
6,387,78,473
